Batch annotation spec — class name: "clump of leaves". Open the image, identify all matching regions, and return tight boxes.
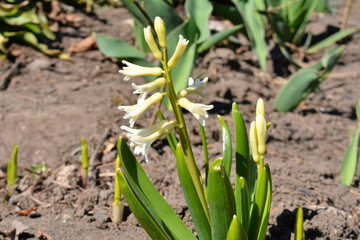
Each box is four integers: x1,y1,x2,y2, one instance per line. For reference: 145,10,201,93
0,0,68,59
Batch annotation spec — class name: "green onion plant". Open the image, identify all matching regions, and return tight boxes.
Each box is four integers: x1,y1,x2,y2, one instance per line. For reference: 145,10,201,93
115,16,272,240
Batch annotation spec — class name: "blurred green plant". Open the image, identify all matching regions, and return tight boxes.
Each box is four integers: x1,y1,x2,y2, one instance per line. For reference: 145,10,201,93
115,16,272,240
263,0,355,65
96,0,243,108
30,161,49,180
0,0,69,59
340,98,360,186
7,144,18,197
295,206,305,240
274,45,344,112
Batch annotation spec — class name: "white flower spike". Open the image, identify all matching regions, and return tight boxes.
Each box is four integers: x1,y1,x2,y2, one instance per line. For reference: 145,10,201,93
179,77,208,97
121,120,175,162
132,77,166,102
249,121,260,163
119,60,164,81
118,92,163,127
168,35,189,68
178,97,213,126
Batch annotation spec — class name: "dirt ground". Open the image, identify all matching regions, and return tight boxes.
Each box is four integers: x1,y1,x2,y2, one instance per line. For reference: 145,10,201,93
0,3,360,240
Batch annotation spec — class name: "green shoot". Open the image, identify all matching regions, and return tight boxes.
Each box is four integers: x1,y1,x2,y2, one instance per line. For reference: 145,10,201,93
112,155,124,223
81,137,89,186
7,144,18,196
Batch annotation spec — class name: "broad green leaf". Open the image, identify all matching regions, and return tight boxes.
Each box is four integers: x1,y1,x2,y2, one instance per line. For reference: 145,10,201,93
117,138,197,240
95,33,146,59
306,28,356,54
185,0,213,43
226,215,248,240
197,24,244,54
175,144,211,240
274,68,320,112
256,164,272,240
248,166,269,240
340,125,360,186
208,158,236,240
218,115,233,177
133,18,151,53
212,2,243,25
232,103,250,183
295,206,305,240
116,169,172,240
320,45,345,72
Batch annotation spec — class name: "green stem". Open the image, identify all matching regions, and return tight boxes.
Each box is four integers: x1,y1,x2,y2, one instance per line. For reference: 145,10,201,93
114,155,121,204
161,48,210,220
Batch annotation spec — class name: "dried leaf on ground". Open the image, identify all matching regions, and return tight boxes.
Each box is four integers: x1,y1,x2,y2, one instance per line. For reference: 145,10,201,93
68,35,97,53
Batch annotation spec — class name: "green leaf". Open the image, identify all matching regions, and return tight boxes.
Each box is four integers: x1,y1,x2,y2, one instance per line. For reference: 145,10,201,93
175,144,211,240
197,24,244,54
232,103,250,184
295,206,305,240
218,115,233,177
95,33,146,59
236,177,250,233
226,215,248,240
356,98,360,120
117,138,197,240
185,0,213,43
256,165,272,240
212,2,243,25
274,68,321,112
248,166,270,240
231,0,268,71
199,123,209,185
208,158,236,240
116,169,172,240
340,125,360,186
306,28,357,53
319,45,345,72
133,18,151,53
121,0,182,33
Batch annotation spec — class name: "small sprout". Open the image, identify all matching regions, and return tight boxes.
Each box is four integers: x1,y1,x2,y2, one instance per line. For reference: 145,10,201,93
7,144,18,197
81,138,89,186
295,206,305,240
112,155,124,223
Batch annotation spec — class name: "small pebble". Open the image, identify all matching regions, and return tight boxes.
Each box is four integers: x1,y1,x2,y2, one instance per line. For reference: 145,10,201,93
29,212,41,218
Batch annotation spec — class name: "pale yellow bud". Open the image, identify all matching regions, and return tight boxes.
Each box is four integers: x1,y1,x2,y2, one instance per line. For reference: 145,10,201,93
249,121,260,163
256,114,267,155
256,98,265,117
168,35,189,68
154,17,167,48
144,26,162,60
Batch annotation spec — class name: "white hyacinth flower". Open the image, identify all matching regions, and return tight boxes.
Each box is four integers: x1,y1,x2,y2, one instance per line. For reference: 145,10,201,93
178,97,213,126
168,35,189,68
179,77,208,97
249,121,260,163
119,60,164,81
132,77,166,102
121,120,175,162
118,92,163,127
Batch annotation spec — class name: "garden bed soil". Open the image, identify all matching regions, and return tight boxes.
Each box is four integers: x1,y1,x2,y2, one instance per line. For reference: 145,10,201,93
0,4,360,240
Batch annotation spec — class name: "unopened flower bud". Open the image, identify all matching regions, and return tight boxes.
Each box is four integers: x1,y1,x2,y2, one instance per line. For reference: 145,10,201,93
249,121,260,163
144,26,162,60
154,17,167,48
256,114,267,155
256,98,265,117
